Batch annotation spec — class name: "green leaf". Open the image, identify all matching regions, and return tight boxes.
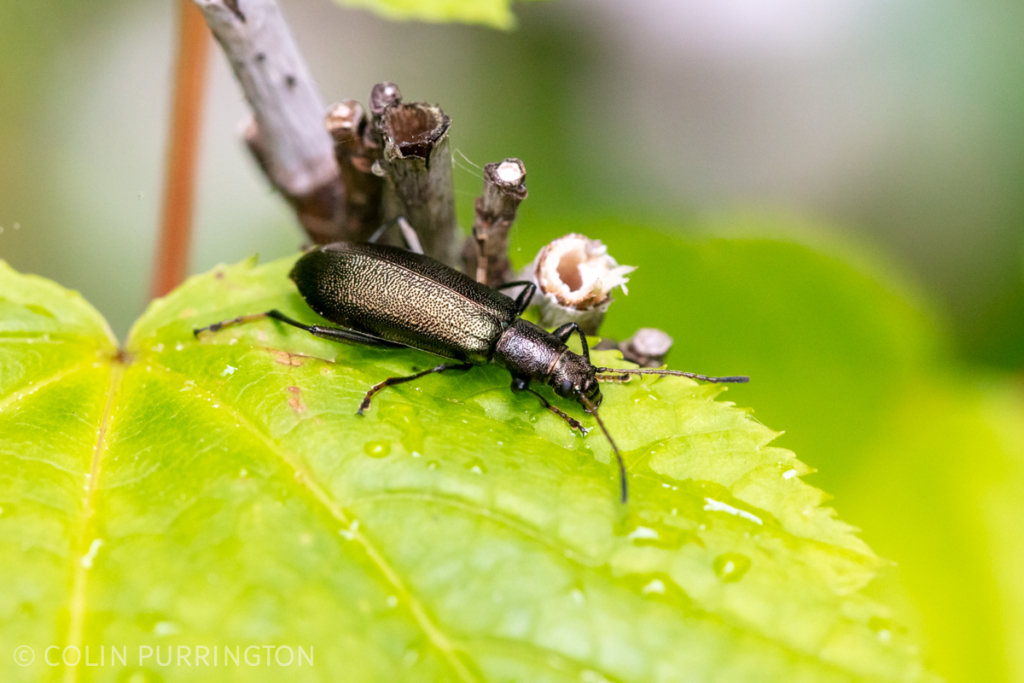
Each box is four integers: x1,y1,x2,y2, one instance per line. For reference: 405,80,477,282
0,257,933,682
509,217,947,493
332,0,541,30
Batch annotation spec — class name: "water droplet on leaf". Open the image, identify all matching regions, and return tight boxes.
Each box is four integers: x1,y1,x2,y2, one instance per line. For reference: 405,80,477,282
363,441,391,458
713,553,751,582
464,457,487,474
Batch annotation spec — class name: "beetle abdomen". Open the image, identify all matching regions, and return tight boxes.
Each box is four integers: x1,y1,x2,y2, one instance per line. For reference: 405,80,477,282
290,242,517,363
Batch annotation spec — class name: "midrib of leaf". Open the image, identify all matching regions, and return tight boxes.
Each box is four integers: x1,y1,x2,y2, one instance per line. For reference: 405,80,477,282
140,355,482,683
0,364,87,415
0,337,67,344
63,359,124,683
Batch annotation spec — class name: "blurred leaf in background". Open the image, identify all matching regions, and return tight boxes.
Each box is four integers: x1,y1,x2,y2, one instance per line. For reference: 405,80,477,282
332,0,545,29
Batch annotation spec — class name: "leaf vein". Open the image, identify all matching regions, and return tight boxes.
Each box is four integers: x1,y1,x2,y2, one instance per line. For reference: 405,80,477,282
0,363,90,414
144,358,482,683
63,359,125,683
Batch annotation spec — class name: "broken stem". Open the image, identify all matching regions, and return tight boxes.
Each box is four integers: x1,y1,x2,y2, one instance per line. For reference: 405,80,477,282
379,101,458,265
325,99,383,242
595,328,675,367
461,158,528,286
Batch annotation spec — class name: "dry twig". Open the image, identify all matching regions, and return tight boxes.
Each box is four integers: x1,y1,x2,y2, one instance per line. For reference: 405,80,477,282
193,0,344,243
461,158,528,286
378,102,458,265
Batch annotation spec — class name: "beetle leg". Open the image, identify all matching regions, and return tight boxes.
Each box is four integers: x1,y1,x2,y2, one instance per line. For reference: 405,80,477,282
366,220,391,244
551,322,590,362
395,217,425,255
513,283,537,316
510,379,588,436
367,217,425,255
529,388,589,436
358,362,473,415
194,309,403,350
596,373,632,383
193,312,275,337
491,278,532,290
262,310,405,348
492,280,537,315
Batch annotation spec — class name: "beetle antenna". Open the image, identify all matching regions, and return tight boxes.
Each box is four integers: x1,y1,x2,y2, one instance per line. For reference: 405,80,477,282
594,367,749,384
577,392,628,503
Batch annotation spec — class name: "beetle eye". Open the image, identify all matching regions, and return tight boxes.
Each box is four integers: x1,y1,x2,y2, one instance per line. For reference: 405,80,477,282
559,379,573,395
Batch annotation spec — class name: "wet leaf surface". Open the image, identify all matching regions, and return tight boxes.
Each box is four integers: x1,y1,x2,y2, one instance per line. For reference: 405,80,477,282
0,258,935,682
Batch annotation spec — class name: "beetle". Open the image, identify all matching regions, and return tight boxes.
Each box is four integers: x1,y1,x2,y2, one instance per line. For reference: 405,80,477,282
194,223,748,502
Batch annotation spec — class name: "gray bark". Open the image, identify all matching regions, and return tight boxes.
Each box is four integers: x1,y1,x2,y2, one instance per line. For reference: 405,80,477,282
378,102,459,266
194,0,345,243
461,159,528,285
325,99,383,242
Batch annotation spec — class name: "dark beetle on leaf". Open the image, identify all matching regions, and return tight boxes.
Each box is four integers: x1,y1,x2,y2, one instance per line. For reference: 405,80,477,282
195,226,748,503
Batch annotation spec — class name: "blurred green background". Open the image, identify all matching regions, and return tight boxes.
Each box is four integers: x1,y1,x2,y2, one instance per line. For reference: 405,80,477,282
1,0,1022,681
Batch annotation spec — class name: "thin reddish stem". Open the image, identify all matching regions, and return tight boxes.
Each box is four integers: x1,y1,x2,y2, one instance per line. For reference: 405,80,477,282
152,0,211,298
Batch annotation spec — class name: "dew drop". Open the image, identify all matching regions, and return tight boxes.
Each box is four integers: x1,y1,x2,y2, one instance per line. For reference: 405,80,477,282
464,457,487,474
80,538,104,569
713,553,751,583
627,526,659,542
618,513,696,549
381,403,425,454
363,441,391,458
427,460,439,470
868,615,899,644
630,388,661,404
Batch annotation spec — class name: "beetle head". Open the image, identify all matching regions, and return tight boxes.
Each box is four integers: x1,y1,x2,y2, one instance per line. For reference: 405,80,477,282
549,352,602,406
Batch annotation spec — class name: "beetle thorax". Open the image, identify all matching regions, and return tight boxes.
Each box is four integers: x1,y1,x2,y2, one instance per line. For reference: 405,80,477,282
494,319,565,379
494,319,601,403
